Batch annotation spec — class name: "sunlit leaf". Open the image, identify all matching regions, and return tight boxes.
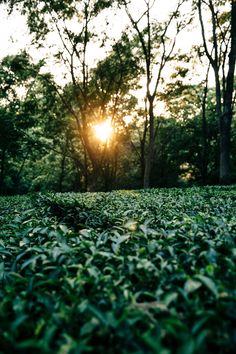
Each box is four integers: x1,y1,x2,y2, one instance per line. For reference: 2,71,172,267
194,275,218,297
184,279,202,294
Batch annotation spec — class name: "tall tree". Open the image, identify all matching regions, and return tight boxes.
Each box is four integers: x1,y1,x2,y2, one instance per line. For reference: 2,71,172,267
2,0,140,190
0,51,62,194
197,0,236,184
117,0,188,188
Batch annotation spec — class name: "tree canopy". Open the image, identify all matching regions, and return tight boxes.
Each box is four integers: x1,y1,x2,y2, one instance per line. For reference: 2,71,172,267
0,0,235,194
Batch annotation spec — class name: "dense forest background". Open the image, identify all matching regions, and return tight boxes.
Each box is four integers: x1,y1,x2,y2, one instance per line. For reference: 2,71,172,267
0,0,235,194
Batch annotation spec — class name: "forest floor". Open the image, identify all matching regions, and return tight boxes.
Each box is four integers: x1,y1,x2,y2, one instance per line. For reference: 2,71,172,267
0,186,236,353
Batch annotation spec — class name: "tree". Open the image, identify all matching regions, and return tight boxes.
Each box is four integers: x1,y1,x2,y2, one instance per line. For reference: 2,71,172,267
197,0,236,184
0,51,69,194
2,0,141,190
58,33,140,190
0,52,42,193
160,62,220,186
117,0,188,188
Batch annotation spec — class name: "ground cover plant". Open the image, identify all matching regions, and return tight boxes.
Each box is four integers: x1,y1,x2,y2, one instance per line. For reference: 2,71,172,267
0,186,236,353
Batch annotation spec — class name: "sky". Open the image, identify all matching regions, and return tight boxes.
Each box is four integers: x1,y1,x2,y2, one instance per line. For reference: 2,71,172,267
1,6,30,58
0,0,214,89
0,1,198,59
0,0,180,54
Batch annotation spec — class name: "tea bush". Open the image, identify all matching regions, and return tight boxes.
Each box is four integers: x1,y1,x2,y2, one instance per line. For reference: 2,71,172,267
0,186,236,353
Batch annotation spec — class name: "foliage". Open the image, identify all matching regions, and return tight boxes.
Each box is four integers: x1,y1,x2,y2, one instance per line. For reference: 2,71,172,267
1,186,236,353
0,52,67,194
0,0,235,192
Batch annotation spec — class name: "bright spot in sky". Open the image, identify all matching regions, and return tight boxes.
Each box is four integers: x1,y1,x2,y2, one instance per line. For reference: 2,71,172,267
94,120,113,143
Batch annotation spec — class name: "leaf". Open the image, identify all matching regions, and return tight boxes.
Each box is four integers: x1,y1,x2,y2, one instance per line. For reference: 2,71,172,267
112,234,130,244
178,337,195,354
192,317,209,335
11,314,29,330
124,220,137,231
0,247,12,256
79,229,91,237
59,224,69,234
163,292,178,306
142,332,170,354
87,266,100,280
134,301,168,312
19,237,30,247
58,334,78,354
184,279,202,294
16,339,41,349
111,234,130,254
87,305,108,326
0,262,5,281
20,255,41,271
194,275,218,297
80,319,98,336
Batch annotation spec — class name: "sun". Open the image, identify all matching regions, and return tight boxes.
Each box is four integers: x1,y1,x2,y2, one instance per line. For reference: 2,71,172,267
94,119,113,143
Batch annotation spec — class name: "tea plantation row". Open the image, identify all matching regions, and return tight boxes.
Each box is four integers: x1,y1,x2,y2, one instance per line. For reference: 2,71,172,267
0,186,236,353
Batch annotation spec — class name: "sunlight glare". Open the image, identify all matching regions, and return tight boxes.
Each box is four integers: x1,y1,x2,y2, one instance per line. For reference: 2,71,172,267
94,120,113,143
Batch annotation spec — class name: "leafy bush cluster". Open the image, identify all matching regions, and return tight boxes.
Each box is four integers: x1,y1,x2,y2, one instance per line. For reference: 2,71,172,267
1,186,236,353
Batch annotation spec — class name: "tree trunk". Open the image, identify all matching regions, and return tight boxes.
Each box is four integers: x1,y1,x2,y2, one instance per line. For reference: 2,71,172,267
0,149,6,194
140,113,148,184
201,104,208,184
201,69,209,185
219,0,236,184
58,136,69,192
143,97,155,188
58,153,66,192
198,0,236,184
83,149,88,191
219,117,231,184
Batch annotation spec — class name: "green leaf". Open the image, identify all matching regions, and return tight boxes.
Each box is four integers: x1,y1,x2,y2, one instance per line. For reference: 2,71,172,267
194,275,218,297
11,314,29,330
184,279,202,294
80,320,98,336
0,262,5,281
142,331,170,354
178,337,195,354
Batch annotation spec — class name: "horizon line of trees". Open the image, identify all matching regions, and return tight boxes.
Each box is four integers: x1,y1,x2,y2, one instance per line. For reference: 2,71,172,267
0,0,235,195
